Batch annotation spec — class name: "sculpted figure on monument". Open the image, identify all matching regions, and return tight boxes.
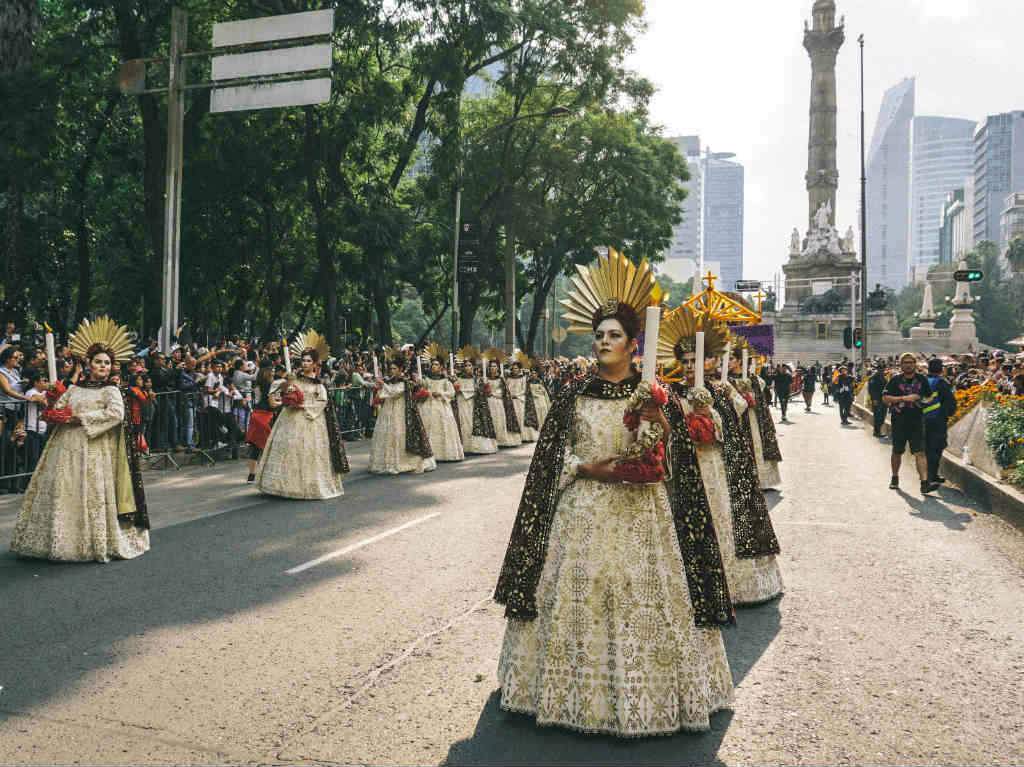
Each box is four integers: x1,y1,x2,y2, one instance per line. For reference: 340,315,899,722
790,228,802,257
843,225,855,253
814,201,831,231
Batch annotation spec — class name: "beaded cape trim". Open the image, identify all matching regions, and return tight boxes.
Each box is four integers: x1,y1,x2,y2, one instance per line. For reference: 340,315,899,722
403,382,433,459
707,382,780,559
472,376,497,438
750,376,782,462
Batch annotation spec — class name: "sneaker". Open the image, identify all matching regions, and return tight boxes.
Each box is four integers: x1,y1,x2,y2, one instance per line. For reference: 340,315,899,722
921,480,938,494
247,473,256,483
889,476,899,489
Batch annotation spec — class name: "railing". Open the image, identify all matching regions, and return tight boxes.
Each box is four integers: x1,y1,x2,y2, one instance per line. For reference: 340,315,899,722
0,384,376,486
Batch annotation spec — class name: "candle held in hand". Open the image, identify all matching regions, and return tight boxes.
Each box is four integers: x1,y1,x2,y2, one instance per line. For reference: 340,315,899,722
642,306,661,383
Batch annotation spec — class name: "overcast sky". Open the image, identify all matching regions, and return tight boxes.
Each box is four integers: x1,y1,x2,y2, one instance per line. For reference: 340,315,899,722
625,0,1024,282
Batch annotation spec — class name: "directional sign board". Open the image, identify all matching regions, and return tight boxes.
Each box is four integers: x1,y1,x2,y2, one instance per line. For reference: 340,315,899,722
735,279,762,292
458,221,480,276
210,10,333,114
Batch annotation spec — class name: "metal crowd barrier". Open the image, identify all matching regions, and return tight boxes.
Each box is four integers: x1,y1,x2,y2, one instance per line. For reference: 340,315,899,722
0,400,46,492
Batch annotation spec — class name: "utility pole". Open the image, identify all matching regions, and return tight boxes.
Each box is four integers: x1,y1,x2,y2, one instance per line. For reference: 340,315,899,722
451,89,462,351
160,7,187,353
859,33,869,364
504,220,515,353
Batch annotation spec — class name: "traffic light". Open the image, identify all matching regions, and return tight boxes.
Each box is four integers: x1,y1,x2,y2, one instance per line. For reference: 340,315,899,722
853,328,864,349
953,269,983,282
843,326,853,349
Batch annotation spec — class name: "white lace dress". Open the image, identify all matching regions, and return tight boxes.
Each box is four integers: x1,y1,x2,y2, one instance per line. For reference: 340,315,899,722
498,395,734,736
256,378,345,499
692,388,783,606
455,376,497,455
487,377,522,448
530,382,550,428
369,381,437,474
418,376,464,462
506,376,538,442
747,379,782,489
11,385,150,562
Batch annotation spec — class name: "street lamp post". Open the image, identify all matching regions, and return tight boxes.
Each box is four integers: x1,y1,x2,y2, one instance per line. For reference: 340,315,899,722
451,105,572,350
859,34,869,365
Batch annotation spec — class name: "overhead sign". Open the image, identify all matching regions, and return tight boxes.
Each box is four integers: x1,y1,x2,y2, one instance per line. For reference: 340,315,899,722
735,280,762,291
210,10,334,115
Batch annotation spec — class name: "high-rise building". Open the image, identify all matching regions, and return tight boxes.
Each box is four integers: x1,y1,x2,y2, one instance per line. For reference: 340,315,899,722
1001,192,1024,255
908,116,975,281
865,77,915,292
663,136,702,265
939,189,965,266
973,111,1024,246
703,153,744,289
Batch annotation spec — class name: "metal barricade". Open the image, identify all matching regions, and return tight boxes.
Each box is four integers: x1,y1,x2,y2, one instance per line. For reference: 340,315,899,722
0,400,47,491
328,386,374,439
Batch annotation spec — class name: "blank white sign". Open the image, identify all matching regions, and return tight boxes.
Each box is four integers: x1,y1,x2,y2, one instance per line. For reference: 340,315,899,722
212,9,334,48
212,43,331,80
210,77,331,114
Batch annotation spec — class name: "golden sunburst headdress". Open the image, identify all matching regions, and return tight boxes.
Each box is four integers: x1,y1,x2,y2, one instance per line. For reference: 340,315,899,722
422,341,448,364
482,347,508,364
289,329,330,362
68,316,135,363
729,333,751,358
513,351,533,369
455,344,479,364
657,307,729,382
560,247,665,335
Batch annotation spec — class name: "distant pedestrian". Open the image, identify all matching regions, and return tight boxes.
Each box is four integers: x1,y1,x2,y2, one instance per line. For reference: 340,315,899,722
882,352,936,495
801,364,817,412
922,358,956,487
868,363,888,437
774,364,793,423
834,366,854,425
821,364,832,405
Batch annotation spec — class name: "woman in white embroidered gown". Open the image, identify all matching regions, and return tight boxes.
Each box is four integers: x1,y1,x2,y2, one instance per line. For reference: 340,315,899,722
486,362,521,448
12,342,150,562
528,371,550,428
505,362,537,443
745,370,782,489
418,358,464,462
369,363,436,474
495,298,733,736
256,347,347,499
455,360,497,455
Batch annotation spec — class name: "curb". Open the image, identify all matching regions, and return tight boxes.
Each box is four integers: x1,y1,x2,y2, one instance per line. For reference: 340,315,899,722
852,402,1024,517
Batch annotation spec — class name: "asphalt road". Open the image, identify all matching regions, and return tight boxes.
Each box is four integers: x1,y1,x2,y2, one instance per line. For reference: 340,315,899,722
1,393,1022,766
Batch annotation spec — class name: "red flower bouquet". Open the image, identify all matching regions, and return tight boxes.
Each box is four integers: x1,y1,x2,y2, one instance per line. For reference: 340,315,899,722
412,386,430,402
613,380,669,484
611,441,666,484
42,407,74,425
686,412,716,444
281,386,305,408
46,381,67,406
483,383,493,396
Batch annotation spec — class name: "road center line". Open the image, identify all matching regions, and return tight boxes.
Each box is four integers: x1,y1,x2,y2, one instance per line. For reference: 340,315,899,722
284,512,442,575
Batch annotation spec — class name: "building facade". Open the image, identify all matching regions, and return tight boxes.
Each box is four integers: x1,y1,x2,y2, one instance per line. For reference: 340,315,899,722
908,116,975,281
973,111,1024,246
703,154,744,290
865,77,915,292
1001,192,1024,256
663,136,702,263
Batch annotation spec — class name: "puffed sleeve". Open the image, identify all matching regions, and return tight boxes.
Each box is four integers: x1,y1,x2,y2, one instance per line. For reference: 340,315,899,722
79,387,125,439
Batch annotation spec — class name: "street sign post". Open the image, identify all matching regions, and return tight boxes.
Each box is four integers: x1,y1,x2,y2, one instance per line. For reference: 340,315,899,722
735,279,762,292
457,220,480,277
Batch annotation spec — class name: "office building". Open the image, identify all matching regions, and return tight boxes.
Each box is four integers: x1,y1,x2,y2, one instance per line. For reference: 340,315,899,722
973,111,1024,245
663,136,703,263
703,153,745,289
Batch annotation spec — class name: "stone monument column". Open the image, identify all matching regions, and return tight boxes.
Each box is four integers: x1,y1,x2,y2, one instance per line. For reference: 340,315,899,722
803,0,844,229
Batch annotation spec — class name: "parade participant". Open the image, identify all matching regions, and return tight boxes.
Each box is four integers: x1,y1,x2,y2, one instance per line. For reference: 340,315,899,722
527,364,551,427
11,317,149,562
496,250,733,737
506,355,540,442
732,344,782,490
801,362,818,412
454,354,497,455
922,357,956,486
369,360,436,474
774,363,793,422
834,365,855,425
417,349,464,462
883,352,935,494
256,331,348,499
484,352,521,448
244,363,277,482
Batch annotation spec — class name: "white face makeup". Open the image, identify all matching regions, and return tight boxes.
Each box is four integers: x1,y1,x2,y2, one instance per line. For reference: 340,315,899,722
592,318,636,369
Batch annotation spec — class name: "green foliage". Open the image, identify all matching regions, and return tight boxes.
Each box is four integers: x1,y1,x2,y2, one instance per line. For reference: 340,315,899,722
985,399,1024,475
970,241,1024,348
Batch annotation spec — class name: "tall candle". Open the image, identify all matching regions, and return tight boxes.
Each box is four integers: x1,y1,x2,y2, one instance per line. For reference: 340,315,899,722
742,348,749,380
694,332,705,389
500,361,504,377
642,306,660,383
373,354,380,380
721,343,731,381
283,338,292,374
416,354,423,379
44,326,57,383
449,352,455,377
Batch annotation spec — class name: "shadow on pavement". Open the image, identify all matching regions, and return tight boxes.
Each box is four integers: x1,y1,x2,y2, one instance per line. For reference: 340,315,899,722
442,602,781,766
895,488,974,531
0,449,534,723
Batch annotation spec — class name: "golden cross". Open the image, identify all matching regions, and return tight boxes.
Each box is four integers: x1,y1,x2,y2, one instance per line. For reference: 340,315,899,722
703,270,718,291
754,290,767,313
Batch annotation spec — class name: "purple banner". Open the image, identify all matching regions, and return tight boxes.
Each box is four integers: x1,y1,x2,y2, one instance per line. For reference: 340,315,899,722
731,324,774,356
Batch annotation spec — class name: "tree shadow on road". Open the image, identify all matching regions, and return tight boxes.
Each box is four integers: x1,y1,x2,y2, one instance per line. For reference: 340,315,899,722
895,488,974,531
442,601,781,767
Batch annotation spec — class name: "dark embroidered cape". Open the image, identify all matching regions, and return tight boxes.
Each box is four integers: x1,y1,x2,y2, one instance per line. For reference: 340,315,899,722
493,377,521,433
471,376,497,438
404,381,433,459
78,381,149,531
523,379,540,430
750,376,782,462
665,385,735,627
708,381,780,559
494,372,731,628
323,397,351,474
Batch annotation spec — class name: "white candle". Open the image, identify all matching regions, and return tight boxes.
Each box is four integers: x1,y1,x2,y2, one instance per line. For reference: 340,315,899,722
742,348,749,380
694,332,705,389
721,343,731,382
642,306,660,383
45,328,57,383
500,361,504,377
416,354,423,379
283,338,292,374
449,352,455,377
373,354,380,380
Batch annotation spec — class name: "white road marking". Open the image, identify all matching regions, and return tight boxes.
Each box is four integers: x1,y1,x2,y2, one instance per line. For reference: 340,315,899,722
284,512,442,575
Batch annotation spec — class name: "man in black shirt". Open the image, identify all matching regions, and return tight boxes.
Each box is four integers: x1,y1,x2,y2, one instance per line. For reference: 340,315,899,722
834,365,854,424
801,364,817,412
867,363,888,437
773,364,793,423
922,358,956,486
882,353,936,494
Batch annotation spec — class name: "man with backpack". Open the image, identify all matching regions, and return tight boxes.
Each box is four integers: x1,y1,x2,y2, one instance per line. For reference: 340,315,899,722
882,353,936,494
921,357,956,487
